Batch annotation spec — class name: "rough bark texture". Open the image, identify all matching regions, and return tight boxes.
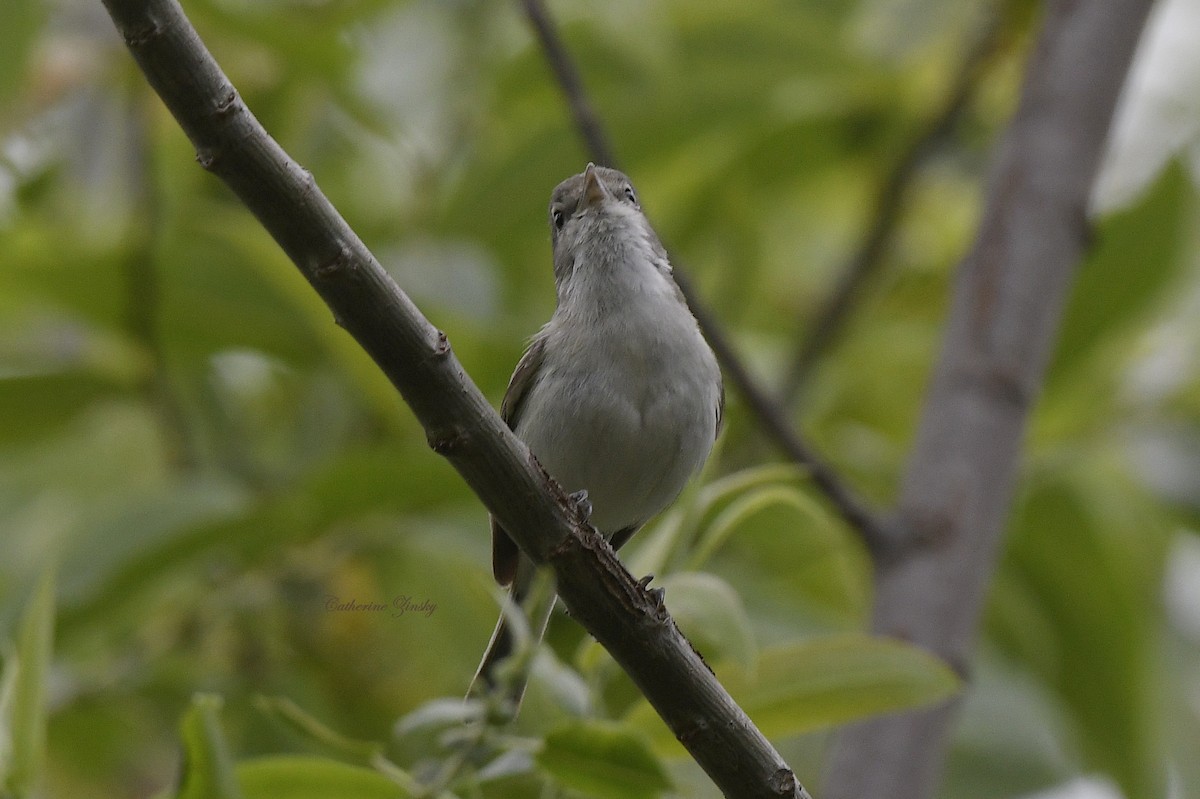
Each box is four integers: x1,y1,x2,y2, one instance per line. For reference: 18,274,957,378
821,1,1155,797
100,0,811,795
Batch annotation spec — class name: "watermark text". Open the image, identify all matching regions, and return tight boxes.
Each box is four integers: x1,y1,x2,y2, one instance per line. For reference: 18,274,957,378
324,595,437,618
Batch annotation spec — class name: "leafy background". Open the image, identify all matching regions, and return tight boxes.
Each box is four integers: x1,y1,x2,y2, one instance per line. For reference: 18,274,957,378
1,0,1198,797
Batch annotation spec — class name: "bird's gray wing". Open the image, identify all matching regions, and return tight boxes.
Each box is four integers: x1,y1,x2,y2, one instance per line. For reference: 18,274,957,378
492,334,548,586
500,334,546,429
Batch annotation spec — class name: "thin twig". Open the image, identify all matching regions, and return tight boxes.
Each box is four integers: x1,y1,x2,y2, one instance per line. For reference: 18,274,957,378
518,0,893,556
778,12,1005,407
673,269,891,548
520,0,618,167
124,89,197,470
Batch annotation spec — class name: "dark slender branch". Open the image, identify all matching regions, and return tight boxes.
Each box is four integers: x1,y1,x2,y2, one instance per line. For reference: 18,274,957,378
124,88,197,470
100,1,810,796
518,0,893,556
778,12,1005,407
520,0,618,168
677,265,895,550
823,2,1154,797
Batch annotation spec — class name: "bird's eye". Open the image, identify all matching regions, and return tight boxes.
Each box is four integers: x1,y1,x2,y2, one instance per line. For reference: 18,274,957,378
552,209,565,229
623,185,637,204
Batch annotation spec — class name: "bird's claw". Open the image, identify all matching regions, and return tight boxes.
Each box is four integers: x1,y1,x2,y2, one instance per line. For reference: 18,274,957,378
569,489,592,521
638,574,666,606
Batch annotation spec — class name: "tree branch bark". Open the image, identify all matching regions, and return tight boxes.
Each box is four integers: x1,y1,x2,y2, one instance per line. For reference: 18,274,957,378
99,0,811,796
517,0,894,556
822,2,1154,797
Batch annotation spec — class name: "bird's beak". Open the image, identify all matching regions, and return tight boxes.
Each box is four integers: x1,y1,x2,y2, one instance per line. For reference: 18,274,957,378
582,162,607,208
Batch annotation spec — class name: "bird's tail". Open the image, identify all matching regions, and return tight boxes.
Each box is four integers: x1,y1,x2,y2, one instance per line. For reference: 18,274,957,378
468,562,557,712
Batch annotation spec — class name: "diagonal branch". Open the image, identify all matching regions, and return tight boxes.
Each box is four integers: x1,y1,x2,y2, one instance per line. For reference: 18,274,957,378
518,0,894,556
778,11,1006,407
99,0,811,796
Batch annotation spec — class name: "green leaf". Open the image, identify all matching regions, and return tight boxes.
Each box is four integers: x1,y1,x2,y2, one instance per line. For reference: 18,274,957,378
1050,162,1191,382
178,694,243,799
56,479,249,611
392,698,481,739
629,464,807,576
680,478,871,623
625,634,960,756
254,696,381,762
688,483,829,568
0,372,134,446
941,656,1077,799
0,565,56,799
991,473,1165,798
236,756,407,799
536,719,671,799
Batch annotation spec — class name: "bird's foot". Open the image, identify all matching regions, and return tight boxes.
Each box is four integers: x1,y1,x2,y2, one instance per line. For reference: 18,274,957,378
638,574,666,606
569,489,592,521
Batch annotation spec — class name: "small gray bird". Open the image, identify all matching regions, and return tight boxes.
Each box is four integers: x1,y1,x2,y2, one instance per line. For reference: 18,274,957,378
469,163,723,707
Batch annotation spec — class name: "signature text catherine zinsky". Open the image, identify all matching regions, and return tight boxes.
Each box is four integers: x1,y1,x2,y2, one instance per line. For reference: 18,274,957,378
324,595,437,618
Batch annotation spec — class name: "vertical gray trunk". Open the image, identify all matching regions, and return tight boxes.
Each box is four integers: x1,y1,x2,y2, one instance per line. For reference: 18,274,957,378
822,1,1156,797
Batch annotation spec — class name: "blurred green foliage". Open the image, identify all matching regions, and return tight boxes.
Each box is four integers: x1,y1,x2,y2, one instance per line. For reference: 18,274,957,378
1,0,1198,798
